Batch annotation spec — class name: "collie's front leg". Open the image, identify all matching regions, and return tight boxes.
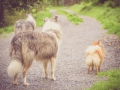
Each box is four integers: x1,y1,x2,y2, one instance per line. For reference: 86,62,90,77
50,57,56,80
42,61,49,79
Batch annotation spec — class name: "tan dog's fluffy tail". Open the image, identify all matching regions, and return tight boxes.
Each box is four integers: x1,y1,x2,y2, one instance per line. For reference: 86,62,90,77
86,55,93,66
7,60,22,77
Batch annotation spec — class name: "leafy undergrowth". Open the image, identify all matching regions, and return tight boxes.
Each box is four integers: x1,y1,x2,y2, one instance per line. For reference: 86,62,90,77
86,69,120,90
70,2,120,37
56,9,83,25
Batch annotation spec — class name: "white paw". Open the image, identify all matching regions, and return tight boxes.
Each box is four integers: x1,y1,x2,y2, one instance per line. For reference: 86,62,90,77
24,82,29,86
13,81,18,85
51,77,56,80
45,76,49,79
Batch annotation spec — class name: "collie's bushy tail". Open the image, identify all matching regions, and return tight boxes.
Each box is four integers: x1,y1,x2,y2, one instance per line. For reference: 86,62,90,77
7,60,22,77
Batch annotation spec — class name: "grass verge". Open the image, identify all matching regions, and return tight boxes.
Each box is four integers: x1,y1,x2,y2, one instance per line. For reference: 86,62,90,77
0,26,14,34
86,69,120,90
70,2,120,37
56,9,83,25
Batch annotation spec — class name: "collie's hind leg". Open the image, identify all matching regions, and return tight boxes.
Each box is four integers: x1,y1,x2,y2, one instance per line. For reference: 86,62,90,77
50,57,56,80
42,61,48,79
13,73,19,85
22,47,34,86
22,58,33,86
22,65,31,86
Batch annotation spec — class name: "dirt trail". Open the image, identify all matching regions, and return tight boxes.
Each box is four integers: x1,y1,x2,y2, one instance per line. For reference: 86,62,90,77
0,10,120,90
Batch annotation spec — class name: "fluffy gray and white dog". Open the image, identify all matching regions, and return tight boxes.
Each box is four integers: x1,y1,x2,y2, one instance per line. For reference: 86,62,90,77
14,14,36,35
7,15,62,86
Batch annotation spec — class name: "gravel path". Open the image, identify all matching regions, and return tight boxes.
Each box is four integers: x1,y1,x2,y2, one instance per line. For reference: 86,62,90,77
0,10,120,90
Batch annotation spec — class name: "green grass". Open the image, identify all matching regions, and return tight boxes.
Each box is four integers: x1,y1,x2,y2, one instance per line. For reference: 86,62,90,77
1,35,7,38
56,9,83,25
0,26,14,34
33,10,52,26
70,2,120,37
86,69,120,90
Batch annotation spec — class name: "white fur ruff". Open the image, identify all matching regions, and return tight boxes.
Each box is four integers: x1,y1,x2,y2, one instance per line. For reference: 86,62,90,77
42,20,61,32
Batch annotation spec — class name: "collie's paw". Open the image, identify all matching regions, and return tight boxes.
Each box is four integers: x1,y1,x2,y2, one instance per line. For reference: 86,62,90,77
45,76,49,79
13,81,18,85
24,82,29,86
51,77,56,80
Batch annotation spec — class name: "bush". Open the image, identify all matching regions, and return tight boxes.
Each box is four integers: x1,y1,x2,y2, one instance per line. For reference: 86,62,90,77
104,0,120,7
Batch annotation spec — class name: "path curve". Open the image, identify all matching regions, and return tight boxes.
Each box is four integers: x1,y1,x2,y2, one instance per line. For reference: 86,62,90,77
0,10,120,90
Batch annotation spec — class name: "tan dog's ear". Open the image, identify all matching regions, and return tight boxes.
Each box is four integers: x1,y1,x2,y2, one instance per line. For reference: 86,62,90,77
98,40,103,47
97,40,101,45
92,41,96,45
92,40,99,45
97,40,100,44
92,42,95,45
92,40,103,46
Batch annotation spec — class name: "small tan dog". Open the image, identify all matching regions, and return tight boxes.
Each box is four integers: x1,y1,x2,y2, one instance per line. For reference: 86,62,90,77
86,40,105,75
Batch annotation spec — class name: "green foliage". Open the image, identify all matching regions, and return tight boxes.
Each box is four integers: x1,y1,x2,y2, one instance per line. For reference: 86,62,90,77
33,10,52,26
82,0,99,5
70,2,120,37
31,9,37,13
88,69,120,90
4,9,27,26
0,0,58,28
57,9,83,25
103,0,120,7
82,0,120,7
1,0,41,11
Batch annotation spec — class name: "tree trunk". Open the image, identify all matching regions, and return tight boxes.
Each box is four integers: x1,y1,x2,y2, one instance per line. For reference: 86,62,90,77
0,0,4,27
56,0,59,5
62,0,64,6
